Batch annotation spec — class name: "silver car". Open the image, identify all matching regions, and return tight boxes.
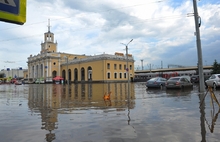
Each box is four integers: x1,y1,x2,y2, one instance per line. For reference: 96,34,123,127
205,74,220,89
146,77,167,88
166,76,193,89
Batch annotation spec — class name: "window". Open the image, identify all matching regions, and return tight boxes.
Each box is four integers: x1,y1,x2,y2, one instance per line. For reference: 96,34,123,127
114,64,117,70
107,63,110,69
124,65,126,70
119,64,122,70
130,65,132,70
107,73,111,79
124,73,127,78
114,73,117,79
120,73,122,78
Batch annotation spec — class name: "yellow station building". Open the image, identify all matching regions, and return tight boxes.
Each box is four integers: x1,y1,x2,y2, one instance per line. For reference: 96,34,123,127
26,25,135,83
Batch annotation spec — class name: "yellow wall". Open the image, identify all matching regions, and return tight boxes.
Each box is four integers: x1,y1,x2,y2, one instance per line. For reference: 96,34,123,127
61,58,134,82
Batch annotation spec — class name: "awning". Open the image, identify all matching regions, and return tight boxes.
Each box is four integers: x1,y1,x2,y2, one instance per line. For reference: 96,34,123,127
53,76,64,81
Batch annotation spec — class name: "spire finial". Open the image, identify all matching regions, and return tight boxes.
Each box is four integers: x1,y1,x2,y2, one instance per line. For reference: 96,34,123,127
48,19,51,32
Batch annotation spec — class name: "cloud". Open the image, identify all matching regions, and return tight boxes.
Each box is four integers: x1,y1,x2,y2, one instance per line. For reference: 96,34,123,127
0,0,219,69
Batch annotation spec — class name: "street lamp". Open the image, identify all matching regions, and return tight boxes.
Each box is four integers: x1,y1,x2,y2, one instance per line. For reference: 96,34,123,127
193,0,205,92
121,39,133,104
64,56,69,85
121,39,133,83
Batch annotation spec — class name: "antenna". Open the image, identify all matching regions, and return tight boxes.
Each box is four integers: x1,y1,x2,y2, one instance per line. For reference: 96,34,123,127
48,19,51,32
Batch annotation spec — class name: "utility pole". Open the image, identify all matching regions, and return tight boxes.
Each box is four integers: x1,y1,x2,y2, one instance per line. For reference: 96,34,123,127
121,39,133,105
65,56,69,85
193,0,205,92
141,59,143,70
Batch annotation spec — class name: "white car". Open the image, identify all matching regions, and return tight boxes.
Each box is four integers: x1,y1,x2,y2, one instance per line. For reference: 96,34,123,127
205,74,220,89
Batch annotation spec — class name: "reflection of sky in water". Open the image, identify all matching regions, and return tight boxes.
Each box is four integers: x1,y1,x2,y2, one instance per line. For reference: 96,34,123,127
0,83,219,142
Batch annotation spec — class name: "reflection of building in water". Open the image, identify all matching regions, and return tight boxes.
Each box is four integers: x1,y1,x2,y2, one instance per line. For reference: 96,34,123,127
28,83,135,141
60,83,135,108
28,84,60,142
28,83,135,109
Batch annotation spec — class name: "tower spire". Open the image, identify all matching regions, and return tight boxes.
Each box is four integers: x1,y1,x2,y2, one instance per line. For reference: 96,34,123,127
48,19,51,32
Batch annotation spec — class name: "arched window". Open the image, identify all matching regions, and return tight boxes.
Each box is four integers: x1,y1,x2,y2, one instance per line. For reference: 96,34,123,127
88,66,92,81
81,67,85,81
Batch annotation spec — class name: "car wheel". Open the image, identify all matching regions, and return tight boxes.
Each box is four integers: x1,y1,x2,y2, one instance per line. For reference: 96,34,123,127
205,82,208,89
181,85,184,89
213,83,217,90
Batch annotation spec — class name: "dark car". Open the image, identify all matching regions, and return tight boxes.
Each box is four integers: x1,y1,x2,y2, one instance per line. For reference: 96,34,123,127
166,76,193,89
190,75,199,83
146,77,167,88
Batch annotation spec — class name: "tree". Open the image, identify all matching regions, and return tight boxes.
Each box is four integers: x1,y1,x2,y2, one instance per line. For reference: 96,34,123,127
211,59,220,74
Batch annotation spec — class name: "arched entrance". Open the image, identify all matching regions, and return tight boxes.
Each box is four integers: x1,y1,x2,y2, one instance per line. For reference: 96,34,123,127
81,67,85,81
74,68,78,82
52,71,57,78
62,70,66,82
88,66,92,81
68,69,71,83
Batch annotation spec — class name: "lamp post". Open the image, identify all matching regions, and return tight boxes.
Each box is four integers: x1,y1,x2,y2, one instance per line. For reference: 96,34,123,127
64,56,69,85
121,39,133,103
193,0,205,93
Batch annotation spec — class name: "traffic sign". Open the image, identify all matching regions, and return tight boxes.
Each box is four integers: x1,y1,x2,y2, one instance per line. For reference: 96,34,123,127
0,0,19,14
0,0,26,25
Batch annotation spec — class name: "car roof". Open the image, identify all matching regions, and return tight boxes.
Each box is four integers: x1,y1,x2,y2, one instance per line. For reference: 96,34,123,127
169,77,180,79
169,76,190,79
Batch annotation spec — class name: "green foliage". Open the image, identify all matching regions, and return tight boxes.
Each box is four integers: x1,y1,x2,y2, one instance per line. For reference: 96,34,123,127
211,59,220,74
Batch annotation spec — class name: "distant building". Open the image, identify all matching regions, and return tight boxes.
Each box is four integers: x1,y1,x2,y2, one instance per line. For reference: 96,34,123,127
0,67,27,79
26,23,135,83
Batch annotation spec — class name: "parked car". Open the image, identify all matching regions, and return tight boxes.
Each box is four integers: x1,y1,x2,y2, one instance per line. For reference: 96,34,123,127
190,75,199,83
10,78,17,84
166,76,193,89
146,77,167,88
205,74,220,89
15,80,22,85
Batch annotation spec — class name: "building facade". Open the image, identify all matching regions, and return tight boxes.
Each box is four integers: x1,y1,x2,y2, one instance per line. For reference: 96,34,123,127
27,25,135,83
0,68,27,79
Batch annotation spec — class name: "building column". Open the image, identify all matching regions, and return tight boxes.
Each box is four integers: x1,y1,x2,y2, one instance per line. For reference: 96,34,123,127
42,62,45,78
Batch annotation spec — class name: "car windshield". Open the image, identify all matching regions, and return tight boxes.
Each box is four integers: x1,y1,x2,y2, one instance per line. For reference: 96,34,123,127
218,75,220,78
169,78,180,81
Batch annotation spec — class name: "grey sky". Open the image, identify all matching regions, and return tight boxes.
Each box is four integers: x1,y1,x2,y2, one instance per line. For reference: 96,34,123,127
0,0,219,70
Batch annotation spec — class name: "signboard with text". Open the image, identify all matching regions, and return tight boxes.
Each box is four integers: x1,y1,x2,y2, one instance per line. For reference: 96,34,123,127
0,0,26,25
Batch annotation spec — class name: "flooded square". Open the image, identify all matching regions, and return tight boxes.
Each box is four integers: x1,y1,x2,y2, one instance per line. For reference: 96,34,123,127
0,82,220,142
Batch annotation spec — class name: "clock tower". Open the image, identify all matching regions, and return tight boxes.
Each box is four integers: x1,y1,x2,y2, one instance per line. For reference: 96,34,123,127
41,19,57,54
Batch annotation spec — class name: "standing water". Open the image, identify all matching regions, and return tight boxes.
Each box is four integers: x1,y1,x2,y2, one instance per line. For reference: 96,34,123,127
0,82,219,142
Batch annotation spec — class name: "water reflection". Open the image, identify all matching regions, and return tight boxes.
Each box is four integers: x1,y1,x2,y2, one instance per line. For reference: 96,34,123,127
200,87,220,136
205,108,220,133
166,88,193,97
1,83,220,141
199,92,206,142
27,83,135,141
